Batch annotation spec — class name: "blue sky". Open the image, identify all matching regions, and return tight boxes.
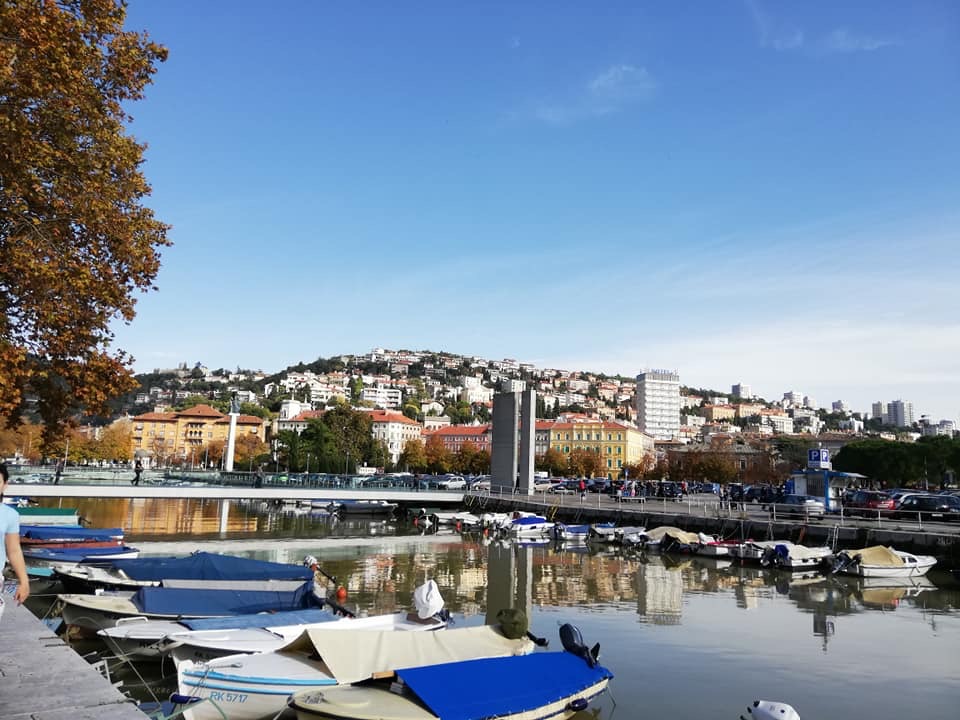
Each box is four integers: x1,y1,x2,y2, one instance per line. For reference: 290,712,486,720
113,1,959,421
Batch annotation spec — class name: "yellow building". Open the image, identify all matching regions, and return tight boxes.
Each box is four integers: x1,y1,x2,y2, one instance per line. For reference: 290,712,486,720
131,404,267,464
703,404,736,422
548,420,654,479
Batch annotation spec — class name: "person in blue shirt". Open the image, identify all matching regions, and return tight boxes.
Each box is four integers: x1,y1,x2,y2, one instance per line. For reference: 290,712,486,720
1,463,30,616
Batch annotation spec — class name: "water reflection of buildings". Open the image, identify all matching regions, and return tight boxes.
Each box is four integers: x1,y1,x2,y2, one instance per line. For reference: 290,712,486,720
57,498,261,535
634,560,683,624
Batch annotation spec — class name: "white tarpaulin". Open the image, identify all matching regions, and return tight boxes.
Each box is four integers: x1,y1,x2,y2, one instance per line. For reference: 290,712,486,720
283,625,534,685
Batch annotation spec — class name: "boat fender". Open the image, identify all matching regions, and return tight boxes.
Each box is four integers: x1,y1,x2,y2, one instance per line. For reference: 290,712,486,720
169,694,205,706
559,623,599,668
567,698,589,712
740,700,800,720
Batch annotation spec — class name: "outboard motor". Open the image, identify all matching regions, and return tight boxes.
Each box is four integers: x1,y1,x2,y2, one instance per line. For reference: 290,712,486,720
559,623,599,668
831,551,859,575
413,579,445,619
740,700,800,720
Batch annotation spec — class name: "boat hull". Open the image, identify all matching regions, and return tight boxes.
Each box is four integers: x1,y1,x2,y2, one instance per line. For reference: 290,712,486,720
290,677,611,720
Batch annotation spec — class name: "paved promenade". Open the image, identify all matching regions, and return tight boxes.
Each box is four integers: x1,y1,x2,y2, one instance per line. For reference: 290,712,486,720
0,597,145,720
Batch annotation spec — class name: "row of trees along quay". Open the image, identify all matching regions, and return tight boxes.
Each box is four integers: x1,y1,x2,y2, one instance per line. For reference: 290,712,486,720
1,1,170,451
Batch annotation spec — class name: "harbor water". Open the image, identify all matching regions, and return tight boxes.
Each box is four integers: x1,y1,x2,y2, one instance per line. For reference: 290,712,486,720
25,499,960,719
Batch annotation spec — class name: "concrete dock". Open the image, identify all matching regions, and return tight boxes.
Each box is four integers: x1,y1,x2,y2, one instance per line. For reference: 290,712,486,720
0,597,146,720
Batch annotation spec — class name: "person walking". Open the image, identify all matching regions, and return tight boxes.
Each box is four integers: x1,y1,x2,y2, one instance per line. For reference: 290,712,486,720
578,478,586,501
131,459,143,486
1,463,30,620
54,458,64,485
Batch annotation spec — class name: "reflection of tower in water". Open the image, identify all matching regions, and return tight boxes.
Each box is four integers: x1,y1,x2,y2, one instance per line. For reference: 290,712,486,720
485,542,533,626
634,561,683,625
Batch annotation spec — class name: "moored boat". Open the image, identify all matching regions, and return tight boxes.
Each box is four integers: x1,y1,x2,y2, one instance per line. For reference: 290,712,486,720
23,544,140,569
175,624,536,720
759,542,834,571
831,546,937,578
287,643,612,720
52,551,314,593
59,580,321,633
508,514,554,538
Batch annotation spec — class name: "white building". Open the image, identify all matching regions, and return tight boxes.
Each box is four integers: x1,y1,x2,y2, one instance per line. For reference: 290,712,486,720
360,384,403,410
732,383,752,399
887,400,915,428
872,401,888,424
369,410,422,464
635,370,680,440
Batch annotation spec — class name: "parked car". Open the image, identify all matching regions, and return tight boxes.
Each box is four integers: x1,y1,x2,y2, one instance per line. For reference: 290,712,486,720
549,480,580,495
892,494,960,522
843,490,895,516
767,494,825,518
436,475,466,490
532,478,556,492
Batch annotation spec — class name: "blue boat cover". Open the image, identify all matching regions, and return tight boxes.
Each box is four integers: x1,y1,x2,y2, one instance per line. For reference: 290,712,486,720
107,552,313,582
179,607,336,630
512,516,547,526
20,525,124,541
131,581,318,617
23,545,137,562
397,652,613,720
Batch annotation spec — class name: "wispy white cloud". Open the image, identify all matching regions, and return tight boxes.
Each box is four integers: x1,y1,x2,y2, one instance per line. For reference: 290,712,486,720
822,29,899,53
745,0,804,51
531,63,656,126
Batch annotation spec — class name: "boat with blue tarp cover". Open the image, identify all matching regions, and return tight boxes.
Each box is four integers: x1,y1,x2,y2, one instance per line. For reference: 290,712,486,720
288,650,614,720
98,607,342,660
59,580,321,633
20,524,124,544
53,551,314,593
175,624,535,720
24,544,140,568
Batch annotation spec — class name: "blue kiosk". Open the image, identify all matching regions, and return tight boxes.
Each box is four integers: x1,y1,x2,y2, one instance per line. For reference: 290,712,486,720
785,448,867,512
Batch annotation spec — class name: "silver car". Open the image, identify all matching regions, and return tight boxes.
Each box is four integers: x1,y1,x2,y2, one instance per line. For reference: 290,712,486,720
767,494,826,519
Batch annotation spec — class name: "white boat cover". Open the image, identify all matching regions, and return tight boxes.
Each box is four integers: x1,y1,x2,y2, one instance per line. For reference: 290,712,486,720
646,526,700,544
783,544,832,560
412,579,444,619
851,546,904,567
281,625,534,685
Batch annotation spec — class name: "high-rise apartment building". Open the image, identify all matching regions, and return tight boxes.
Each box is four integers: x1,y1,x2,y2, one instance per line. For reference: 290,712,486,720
635,369,680,440
871,401,888,424
887,400,915,428
732,383,752,399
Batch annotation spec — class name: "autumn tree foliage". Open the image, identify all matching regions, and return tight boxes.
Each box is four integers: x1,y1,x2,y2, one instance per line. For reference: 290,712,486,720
0,0,169,446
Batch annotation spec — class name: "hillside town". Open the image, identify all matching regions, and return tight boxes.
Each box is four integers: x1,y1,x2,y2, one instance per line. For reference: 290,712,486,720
5,348,955,488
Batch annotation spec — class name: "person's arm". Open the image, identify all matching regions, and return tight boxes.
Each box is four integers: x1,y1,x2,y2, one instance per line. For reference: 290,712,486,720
5,532,30,603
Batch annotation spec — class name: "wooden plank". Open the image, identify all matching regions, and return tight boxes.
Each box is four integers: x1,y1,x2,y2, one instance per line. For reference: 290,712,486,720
0,599,146,720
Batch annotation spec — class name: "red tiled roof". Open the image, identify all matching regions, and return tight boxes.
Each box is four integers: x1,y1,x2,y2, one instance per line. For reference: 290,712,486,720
369,410,420,426
177,404,225,418
215,414,266,425
133,412,176,422
424,424,490,436
288,410,325,422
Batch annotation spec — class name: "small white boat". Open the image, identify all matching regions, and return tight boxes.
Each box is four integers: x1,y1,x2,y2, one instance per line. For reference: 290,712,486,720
730,540,780,562
831,546,937,578
553,523,591,542
759,542,833,571
59,579,318,633
585,523,618,543
23,545,140,570
176,625,535,720
740,700,800,719
508,514,554,538
289,653,611,720
613,526,646,545
159,579,448,664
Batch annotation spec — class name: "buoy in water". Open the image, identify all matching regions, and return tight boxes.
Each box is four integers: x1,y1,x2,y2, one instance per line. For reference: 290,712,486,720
336,586,348,602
